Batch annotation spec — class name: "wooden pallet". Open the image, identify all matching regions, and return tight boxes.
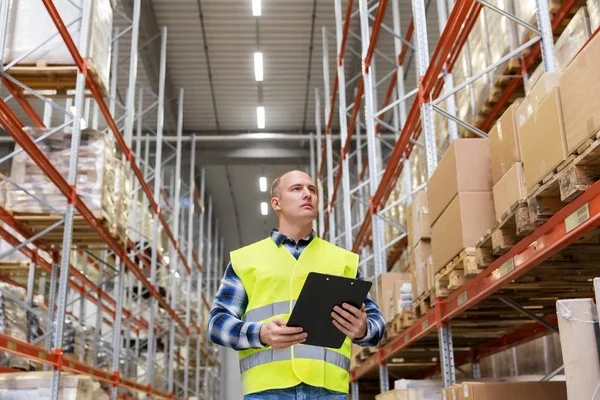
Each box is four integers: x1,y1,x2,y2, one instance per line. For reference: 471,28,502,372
524,131,600,231
413,289,434,317
434,248,478,298
11,212,125,248
390,308,415,335
5,60,108,96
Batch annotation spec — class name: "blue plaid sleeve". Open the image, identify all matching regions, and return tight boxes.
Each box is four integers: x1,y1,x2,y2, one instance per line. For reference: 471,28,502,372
352,269,386,347
207,262,265,350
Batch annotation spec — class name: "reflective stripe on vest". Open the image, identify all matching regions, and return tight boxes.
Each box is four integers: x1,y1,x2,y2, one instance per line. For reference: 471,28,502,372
239,345,350,374
243,300,297,322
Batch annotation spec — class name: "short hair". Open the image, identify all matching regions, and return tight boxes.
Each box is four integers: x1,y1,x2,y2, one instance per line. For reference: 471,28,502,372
270,175,282,198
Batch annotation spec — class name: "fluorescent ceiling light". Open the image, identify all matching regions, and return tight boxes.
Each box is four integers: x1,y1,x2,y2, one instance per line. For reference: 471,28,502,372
261,202,268,216
257,106,265,129
252,0,261,16
259,177,267,192
254,52,263,82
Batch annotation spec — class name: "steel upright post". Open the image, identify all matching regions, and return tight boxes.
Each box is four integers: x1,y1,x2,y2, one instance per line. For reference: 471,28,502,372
322,27,336,242
111,258,126,400
109,27,119,117
436,0,458,142
195,168,206,397
358,0,387,279
412,0,438,177
315,88,326,237
50,1,92,396
0,0,10,68
185,137,195,398
206,198,213,301
212,220,220,299
379,363,390,393
351,381,359,400
334,0,353,250
536,0,558,73
168,89,184,395
391,0,407,127
310,133,317,233
439,325,457,386
147,27,168,396
124,0,141,146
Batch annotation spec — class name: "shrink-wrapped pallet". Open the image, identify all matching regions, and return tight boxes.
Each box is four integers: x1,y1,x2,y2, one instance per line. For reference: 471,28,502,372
589,0,600,31
5,127,129,244
554,6,591,71
4,0,113,93
452,47,474,128
469,14,492,116
0,283,31,370
0,371,95,399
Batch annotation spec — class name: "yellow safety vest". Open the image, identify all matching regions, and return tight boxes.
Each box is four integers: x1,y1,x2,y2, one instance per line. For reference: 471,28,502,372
231,236,359,396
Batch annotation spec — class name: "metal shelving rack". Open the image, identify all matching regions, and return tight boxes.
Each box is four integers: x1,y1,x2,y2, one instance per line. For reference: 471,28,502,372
0,1,223,399
312,0,600,396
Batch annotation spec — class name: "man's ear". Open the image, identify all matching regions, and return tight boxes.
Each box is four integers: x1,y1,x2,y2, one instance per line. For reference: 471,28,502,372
271,197,281,212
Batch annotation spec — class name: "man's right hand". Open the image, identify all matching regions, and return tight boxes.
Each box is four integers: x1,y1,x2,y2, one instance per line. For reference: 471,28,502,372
259,318,307,349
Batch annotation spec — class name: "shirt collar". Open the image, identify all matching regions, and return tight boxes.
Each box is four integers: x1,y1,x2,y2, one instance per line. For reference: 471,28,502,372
270,228,316,247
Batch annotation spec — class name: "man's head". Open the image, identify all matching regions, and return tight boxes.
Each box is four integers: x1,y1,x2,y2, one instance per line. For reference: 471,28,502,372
271,170,318,223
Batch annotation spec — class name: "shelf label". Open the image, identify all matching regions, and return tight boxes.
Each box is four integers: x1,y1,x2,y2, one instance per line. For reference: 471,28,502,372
422,320,429,330
404,334,409,344
565,203,590,233
69,361,75,369
7,341,15,351
39,352,46,360
457,292,468,307
89,368,94,375
493,258,515,280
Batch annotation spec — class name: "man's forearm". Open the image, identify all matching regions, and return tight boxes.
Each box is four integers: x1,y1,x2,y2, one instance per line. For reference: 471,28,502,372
208,309,265,351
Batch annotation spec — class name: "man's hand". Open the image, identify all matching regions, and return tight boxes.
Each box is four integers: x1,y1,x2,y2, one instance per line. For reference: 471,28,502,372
259,318,307,349
331,303,368,340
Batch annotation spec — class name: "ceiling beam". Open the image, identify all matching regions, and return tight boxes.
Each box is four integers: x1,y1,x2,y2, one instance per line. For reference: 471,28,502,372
120,0,178,131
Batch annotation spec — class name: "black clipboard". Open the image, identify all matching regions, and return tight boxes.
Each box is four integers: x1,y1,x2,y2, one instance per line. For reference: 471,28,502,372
286,272,372,349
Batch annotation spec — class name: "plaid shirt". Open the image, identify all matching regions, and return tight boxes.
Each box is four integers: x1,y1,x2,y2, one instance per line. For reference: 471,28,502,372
208,229,385,351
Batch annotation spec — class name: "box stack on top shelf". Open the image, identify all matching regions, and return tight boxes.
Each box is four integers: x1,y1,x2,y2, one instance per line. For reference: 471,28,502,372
3,0,113,95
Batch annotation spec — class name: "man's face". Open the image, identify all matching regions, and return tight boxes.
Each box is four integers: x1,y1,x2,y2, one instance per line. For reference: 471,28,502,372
272,171,318,222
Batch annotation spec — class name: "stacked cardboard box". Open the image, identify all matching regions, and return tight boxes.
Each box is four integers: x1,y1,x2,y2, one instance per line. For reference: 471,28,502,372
407,190,432,300
517,73,568,193
375,272,411,323
457,381,567,400
488,104,527,221
560,26,600,155
429,139,495,274
376,388,441,400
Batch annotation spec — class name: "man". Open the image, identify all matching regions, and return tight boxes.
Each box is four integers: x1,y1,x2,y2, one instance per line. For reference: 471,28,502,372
208,170,385,399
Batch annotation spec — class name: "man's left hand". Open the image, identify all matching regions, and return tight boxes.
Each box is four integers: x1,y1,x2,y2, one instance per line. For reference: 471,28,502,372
331,303,367,340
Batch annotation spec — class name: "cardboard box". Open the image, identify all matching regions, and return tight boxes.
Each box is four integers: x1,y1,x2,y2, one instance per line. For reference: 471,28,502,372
459,381,567,400
557,299,600,400
519,87,568,193
408,190,431,249
516,72,560,129
376,389,442,400
489,104,521,185
431,192,495,273
560,29,600,154
375,272,411,321
410,240,432,298
492,162,526,222
428,139,492,224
